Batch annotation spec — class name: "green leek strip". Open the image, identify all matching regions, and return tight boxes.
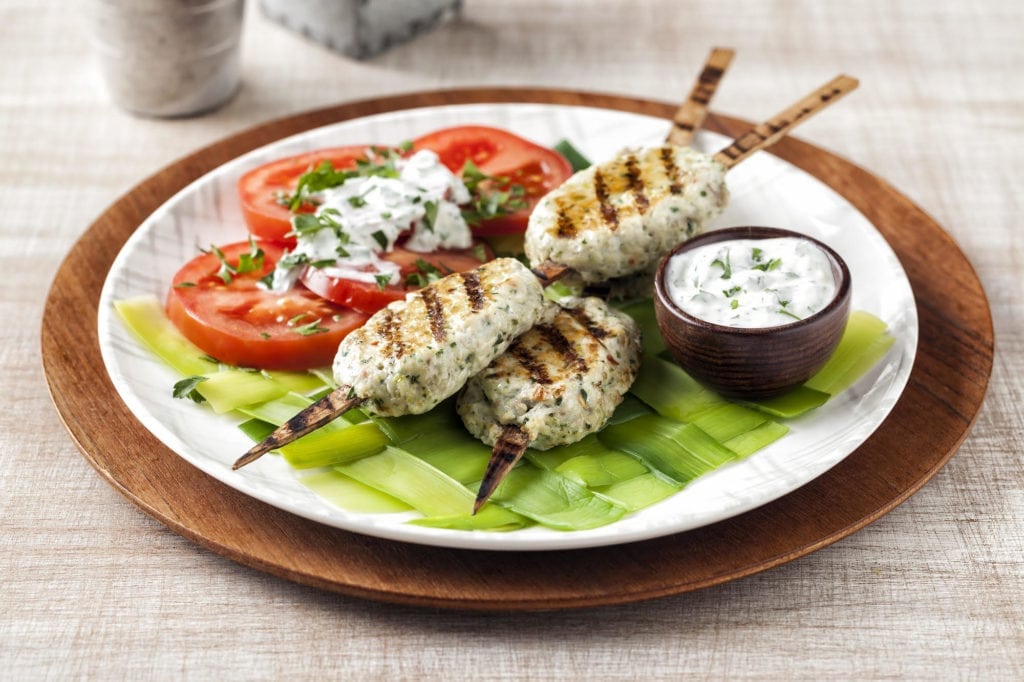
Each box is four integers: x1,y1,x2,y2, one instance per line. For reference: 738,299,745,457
398,429,493,485
811,332,896,396
372,399,462,444
723,421,790,458
280,421,389,469
555,451,650,488
553,138,593,172
599,414,736,484
237,418,275,442
805,311,890,394
829,333,896,395
237,392,315,425
598,473,682,512
115,295,330,407
744,386,830,419
237,392,363,427
630,356,722,421
607,393,655,425
299,470,413,514
306,367,338,390
408,506,532,531
688,403,769,442
114,295,221,376
262,370,331,395
527,434,650,487
338,446,524,527
487,464,627,531
237,413,389,469
196,371,288,413
618,300,667,357
526,433,617,471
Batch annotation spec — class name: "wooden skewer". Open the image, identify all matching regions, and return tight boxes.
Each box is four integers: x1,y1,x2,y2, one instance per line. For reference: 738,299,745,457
713,74,859,170
473,424,531,514
666,47,735,146
232,387,363,469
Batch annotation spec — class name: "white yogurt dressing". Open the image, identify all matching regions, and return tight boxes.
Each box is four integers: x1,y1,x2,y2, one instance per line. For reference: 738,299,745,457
269,149,473,292
664,236,837,328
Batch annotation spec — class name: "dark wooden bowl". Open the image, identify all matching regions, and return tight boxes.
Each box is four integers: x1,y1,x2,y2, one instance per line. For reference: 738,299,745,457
653,226,852,400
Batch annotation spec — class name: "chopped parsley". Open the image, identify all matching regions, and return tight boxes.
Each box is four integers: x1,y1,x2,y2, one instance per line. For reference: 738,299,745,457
752,257,782,272
294,318,329,336
711,251,732,279
172,376,208,403
207,238,264,285
284,146,408,210
370,230,388,249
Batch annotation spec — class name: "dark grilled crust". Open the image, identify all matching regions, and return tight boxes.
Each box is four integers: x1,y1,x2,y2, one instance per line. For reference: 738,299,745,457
624,154,649,213
660,146,683,195
377,308,406,359
566,306,610,340
509,340,553,385
419,286,447,343
592,168,620,230
538,324,588,374
460,270,484,312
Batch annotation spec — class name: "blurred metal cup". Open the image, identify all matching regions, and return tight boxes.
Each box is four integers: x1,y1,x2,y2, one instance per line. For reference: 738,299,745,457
87,0,245,117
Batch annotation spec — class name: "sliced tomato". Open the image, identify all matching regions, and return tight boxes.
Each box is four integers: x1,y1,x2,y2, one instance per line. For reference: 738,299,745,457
237,146,370,245
166,241,368,370
300,242,494,315
412,126,573,235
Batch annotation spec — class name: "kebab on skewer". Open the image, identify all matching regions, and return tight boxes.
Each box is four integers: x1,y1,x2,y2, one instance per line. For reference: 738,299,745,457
458,297,642,512
232,257,548,469
527,74,859,286
455,48,735,511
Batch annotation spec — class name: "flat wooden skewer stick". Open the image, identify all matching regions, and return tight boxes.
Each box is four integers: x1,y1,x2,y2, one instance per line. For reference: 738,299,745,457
666,46,735,146
232,387,363,469
713,74,859,169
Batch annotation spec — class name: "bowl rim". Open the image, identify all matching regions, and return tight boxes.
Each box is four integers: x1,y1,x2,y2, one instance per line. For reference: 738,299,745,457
654,225,852,336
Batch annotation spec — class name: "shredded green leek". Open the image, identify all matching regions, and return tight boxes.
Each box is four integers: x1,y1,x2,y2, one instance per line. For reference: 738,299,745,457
300,470,413,514
116,292,896,533
486,464,627,530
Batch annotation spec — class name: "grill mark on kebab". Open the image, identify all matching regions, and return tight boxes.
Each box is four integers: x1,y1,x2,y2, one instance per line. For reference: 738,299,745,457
592,168,620,230
623,153,650,213
419,286,447,343
659,147,684,195
566,307,611,340
538,324,588,374
555,206,577,238
460,270,485,312
377,308,406,359
509,340,553,385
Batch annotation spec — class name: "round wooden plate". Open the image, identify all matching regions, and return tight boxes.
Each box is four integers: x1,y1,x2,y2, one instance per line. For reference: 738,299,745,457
42,89,993,611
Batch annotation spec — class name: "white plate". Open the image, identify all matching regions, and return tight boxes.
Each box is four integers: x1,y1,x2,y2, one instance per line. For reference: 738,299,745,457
98,103,918,551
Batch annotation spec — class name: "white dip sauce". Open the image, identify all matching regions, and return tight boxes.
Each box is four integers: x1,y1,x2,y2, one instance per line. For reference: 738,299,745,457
664,236,837,328
270,148,472,292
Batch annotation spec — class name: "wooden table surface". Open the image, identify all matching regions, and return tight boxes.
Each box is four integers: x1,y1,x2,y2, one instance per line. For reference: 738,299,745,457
4,0,1021,677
